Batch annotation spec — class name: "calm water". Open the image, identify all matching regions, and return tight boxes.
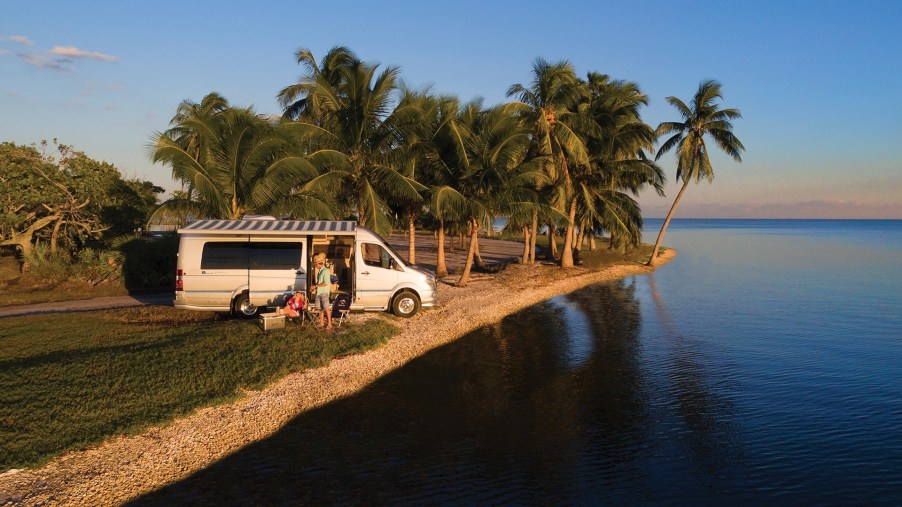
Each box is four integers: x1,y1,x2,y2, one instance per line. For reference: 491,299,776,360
133,219,902,506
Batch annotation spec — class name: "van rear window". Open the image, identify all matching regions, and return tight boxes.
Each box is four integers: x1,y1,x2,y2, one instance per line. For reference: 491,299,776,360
201,242,303,270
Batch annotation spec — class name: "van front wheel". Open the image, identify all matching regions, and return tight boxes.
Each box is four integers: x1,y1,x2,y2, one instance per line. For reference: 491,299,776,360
233,293,259,319
392,291,420,318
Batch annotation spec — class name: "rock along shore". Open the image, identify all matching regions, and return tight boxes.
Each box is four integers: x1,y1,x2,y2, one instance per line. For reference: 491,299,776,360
0,249,675,506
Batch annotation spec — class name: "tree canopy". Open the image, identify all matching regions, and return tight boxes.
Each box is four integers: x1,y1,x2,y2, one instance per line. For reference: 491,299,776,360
1,141,162,256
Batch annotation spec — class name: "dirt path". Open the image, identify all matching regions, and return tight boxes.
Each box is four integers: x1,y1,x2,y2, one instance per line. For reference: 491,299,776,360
0,294,172,319
386,232,528,274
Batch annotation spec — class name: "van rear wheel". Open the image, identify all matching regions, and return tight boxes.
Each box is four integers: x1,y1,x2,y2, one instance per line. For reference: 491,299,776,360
233,293,259,319
392,291,420,318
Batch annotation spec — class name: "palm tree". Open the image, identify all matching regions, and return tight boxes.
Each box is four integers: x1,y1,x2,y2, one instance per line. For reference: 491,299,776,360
575,74,664,253
388,88,462,265
507,58,588,266
648,80,744,265
456,104,539,286
418,95,473,277
278,47,424,236
151,104,342,220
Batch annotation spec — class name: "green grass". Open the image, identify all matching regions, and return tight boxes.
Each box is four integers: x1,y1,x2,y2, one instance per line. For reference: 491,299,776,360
0,307,398,470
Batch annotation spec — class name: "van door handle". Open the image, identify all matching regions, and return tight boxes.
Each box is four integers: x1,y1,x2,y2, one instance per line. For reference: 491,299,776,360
361,271,370,276
295,270,304,275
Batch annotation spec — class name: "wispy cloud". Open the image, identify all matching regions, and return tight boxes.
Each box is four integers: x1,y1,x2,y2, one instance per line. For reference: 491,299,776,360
19,53,68,70
50,46,118,62
8,35,33,46
11,37,119,71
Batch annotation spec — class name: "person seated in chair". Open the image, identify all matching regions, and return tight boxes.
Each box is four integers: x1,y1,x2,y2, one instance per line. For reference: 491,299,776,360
278,291,306,318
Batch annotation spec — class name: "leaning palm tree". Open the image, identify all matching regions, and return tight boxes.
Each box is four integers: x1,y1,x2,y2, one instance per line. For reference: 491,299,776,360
648,80,744,265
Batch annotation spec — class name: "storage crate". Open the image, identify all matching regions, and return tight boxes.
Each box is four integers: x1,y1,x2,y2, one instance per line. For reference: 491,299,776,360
259,312,285,331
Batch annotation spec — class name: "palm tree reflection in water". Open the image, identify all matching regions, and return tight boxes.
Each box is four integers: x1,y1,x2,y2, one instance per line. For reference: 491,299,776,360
130,279,740,505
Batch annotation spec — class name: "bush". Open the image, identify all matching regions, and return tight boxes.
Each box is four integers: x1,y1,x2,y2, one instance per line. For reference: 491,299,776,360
12,234,178,293
20,243,70,287
115,234,178,291
71,247,124,286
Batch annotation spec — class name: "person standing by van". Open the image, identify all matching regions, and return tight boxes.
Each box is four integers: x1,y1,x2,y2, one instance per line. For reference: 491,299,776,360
312,253,333,330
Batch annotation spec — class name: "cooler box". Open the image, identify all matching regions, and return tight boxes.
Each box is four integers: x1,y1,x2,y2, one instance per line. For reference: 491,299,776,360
259,312,285,331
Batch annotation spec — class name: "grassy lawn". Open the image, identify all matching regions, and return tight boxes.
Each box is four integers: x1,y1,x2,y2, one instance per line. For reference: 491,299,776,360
0,307,398,470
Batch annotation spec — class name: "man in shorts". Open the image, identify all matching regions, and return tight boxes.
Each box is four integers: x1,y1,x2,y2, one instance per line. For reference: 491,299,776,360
312,254,332,330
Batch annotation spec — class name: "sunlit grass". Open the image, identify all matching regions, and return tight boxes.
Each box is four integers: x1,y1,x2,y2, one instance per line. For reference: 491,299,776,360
0,307,398,470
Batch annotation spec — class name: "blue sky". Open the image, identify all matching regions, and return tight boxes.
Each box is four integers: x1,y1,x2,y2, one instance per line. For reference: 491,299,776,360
2,0,900,218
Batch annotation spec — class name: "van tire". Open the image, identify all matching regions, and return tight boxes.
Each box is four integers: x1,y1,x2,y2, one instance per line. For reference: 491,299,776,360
232,293,259,319
392,290,420,318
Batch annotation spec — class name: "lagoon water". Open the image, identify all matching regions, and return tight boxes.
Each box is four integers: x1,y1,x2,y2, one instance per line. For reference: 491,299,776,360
133,219,902,506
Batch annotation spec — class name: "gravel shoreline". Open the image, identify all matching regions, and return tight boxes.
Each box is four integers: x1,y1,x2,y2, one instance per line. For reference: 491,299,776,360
0,250,675,506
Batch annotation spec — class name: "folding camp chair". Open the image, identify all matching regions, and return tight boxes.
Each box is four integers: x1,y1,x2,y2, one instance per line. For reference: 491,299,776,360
330,293,352,328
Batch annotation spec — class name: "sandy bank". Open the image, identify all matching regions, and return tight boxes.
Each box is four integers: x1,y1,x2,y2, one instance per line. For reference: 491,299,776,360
0,249,675,506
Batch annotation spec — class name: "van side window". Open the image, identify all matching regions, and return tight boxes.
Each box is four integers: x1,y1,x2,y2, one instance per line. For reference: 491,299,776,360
250,243,303,269
201,243,248,269
201,242,302,270
362,243,391,269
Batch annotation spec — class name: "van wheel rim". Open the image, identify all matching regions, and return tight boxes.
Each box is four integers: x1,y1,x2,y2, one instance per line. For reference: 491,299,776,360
398,297,415,314
239,300,256,315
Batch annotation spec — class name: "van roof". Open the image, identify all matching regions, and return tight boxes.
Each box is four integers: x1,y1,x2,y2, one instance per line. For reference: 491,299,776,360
178,219,357,235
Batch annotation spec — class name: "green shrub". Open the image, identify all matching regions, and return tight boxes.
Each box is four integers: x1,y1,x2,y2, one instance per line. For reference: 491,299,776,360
114,234,178,290
20,243,70,287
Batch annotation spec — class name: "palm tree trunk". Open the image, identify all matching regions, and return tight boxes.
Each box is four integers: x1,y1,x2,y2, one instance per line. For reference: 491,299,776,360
589,234,596,251
648,177,690,266
575,226,585,255
522,226,530,264
546,222,557,260
560,197,577,268
357,201,366,231
529,210,538,264
436,219,448,277
457,218,479,287
474,230,484,269
407,211,416,265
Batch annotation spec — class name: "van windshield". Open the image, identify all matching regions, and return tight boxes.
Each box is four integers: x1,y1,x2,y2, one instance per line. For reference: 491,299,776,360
381,241,406,267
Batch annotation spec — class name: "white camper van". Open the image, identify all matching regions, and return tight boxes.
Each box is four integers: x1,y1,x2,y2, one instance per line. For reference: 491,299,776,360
173,217,437,318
